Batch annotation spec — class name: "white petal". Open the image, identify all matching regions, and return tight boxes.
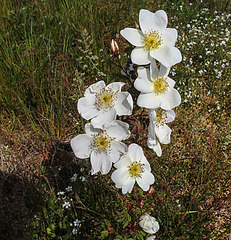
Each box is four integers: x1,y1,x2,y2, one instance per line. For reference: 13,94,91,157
150,59,158,80
148,109,156,122
148,140,162,157
114,92,133,116
134,76,153,93
166,77,176,88
166,109,175,122
91,109,117,128
114,154,131,169
150,45,182,68
122,177,135,194
120,28,144,46
106,82,125,92
127,143,144,162
111,167,129,188
143,160,152,172
90,151,101,174
162,28,178,46
131,47,151,65
106,120,130,141
137,93,161,109
90,151,112,175
137,172,155,191
77,96,98,120
101,155,113,174
148,121,155,142
70,134,92,159
139,9,167,33
85,123,101,137
137,66,150,80
158,64,170,77
109,141,127,163
155,124,171,144
160,88,181,110
84,80,105,96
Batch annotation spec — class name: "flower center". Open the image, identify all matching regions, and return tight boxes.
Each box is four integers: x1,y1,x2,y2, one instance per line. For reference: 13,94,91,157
153,77,169,95
156,109,167,126
128,161,144,178
95,88,117,110
143,30,162,50
92,132,114,154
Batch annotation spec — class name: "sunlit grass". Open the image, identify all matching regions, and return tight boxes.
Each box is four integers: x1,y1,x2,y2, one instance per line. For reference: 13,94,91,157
0,0,230,239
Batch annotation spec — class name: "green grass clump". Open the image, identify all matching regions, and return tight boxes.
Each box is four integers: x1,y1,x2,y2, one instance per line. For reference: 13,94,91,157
0,0,230,239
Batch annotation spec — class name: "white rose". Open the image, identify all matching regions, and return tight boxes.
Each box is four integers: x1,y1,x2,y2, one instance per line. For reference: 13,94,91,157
139,212,160,234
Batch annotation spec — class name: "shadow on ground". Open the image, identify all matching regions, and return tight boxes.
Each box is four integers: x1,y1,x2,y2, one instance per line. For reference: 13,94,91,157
0,141,78,240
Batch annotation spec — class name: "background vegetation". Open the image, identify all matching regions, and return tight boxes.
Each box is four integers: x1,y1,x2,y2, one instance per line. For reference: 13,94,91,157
0,0,230,239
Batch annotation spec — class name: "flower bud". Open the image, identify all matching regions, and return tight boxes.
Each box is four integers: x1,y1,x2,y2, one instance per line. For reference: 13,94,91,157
111,39,119,55
134,21,140,29
139,199,144,206
147,186,154,195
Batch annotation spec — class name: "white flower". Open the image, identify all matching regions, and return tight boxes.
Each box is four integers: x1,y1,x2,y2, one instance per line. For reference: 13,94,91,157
72,228,78,234
134,59,181,110
149,108,175,144
120,9,182,67
57,191,65,196
147,117,162,157
62,201,71,209
146,235,156,240
147,108,175,156
73,219,81,227
70,173,78,182
71,120,130,175
139,212,160,234
78,81,133,128
111,143,154,194
79,176,86,181
65,186,72,192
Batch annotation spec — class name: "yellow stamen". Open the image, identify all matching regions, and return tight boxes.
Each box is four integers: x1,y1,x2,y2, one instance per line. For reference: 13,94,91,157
156,109,167,126
153,77,169,95
128,161,144,178
92,132,114,154
143,30,162,51
95,88,117,110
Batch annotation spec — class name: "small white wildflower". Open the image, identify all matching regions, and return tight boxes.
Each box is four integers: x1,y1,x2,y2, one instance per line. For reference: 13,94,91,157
74,219,81,227
57,191,65,196
72,228,78,234
65,186,73,192
70,173,78,182
62,201,71,209
79,176,86,181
